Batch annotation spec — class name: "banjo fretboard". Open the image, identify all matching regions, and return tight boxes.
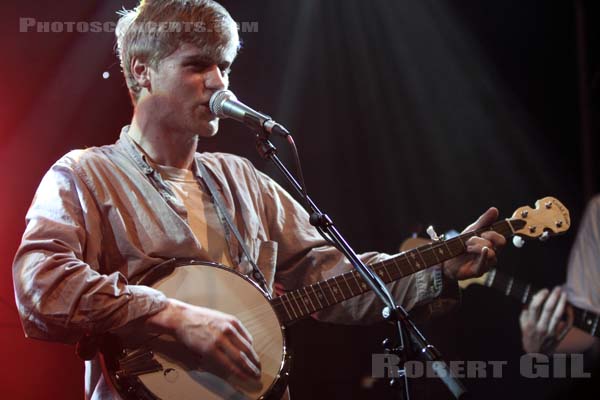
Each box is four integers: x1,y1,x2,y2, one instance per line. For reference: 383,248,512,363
271,219,523,324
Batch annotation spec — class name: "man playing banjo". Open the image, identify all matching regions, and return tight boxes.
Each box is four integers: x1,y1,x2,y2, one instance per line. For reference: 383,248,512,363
12,1,505,398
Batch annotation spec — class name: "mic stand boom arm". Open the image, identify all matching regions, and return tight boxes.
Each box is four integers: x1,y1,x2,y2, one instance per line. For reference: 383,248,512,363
254,131,468,400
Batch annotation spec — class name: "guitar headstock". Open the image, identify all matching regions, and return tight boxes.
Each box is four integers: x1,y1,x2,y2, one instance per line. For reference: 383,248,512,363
510,196,570,239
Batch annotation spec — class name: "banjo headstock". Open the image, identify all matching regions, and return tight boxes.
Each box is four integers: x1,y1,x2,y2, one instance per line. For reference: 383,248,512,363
509,196,570,240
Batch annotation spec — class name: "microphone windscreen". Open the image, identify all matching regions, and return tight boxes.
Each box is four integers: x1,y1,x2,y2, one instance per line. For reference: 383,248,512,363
209,90,236,118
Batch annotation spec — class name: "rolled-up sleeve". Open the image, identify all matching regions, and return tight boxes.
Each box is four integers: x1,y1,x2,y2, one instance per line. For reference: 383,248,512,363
13,156,167,344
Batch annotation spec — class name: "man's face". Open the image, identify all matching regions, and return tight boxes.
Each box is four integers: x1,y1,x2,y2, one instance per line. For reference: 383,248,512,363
144,41,237,138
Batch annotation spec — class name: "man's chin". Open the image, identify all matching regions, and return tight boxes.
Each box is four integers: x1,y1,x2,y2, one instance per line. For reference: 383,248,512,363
197,119,220,138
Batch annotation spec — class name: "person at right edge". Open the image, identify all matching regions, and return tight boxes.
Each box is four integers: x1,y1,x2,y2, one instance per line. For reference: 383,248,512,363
519,195,600,396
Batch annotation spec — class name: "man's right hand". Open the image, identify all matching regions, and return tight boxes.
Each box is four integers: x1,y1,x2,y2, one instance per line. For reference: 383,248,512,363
519,286,573,353
146,298,261,382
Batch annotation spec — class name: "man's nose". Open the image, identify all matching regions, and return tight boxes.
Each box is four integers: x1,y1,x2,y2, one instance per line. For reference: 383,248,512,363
205,65,228,90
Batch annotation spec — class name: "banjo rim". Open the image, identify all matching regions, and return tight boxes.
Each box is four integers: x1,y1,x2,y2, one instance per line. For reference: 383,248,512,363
100,258,292,400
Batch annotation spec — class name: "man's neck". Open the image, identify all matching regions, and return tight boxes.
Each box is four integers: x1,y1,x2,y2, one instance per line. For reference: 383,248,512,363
128,113,198,170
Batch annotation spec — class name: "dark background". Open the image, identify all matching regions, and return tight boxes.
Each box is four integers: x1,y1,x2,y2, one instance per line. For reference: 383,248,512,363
0,0,598,399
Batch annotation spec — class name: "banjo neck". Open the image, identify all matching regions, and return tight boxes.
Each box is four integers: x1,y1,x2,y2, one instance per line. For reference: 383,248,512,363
271,219,521,324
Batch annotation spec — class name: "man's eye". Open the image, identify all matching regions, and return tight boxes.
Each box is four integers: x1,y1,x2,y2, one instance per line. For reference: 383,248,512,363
189,63,209,71
187,63,230,76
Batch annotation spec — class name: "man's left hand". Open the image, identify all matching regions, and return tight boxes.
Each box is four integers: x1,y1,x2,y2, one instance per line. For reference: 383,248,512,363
443,207,506,280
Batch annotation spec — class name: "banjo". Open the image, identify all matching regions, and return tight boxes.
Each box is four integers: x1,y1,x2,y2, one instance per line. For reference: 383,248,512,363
99,197,570,399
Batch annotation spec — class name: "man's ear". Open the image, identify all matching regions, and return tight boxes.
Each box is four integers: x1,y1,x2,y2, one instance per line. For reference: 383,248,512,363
131,56,152,91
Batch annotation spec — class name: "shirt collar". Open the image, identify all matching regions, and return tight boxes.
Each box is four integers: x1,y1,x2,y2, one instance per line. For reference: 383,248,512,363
117,125,154,175
118,125,206,181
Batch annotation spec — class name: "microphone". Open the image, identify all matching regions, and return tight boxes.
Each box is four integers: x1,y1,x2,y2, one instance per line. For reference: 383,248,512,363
209,90,290,137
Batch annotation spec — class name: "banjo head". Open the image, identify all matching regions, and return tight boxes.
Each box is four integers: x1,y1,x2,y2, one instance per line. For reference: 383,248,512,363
103,261,289,400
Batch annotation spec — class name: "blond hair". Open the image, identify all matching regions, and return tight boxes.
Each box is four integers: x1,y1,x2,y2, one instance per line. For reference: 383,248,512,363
116,0,239,104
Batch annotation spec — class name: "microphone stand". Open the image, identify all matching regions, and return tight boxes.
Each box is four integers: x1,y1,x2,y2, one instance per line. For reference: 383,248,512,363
252,128,468,400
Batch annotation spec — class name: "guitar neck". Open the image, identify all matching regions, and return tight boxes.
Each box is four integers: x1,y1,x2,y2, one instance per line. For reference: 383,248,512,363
271,218,523,324
483,269,600,339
